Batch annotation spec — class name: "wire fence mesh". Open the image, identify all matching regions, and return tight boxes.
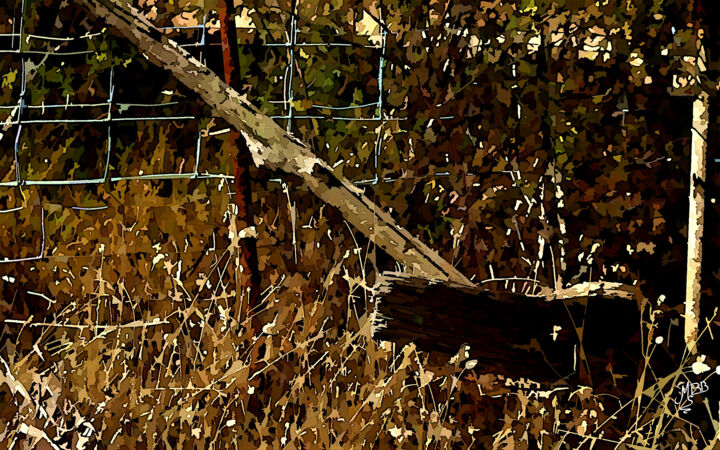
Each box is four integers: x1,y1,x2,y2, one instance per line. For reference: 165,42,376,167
1,0,488,280
0,0,399,265
0,0,695,299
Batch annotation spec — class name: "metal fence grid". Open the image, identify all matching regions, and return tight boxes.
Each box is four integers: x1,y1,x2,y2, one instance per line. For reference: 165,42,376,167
0,0,403,264
1,0,635,265
0,1,400,186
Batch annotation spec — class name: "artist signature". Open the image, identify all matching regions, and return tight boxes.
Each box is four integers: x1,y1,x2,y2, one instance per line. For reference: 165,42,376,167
672,381,709,414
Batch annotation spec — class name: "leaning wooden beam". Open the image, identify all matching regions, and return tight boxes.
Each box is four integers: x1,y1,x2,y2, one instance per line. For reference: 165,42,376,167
371,273,642,388
75,0,471,285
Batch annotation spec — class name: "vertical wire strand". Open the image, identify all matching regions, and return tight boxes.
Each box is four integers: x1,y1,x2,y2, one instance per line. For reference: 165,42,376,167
286,9,297,133
13,0,26,187
199,12,207,65
194,128,202,178
372,4,387,279
103,62,114,181
10,0,18,50
373,5,387,185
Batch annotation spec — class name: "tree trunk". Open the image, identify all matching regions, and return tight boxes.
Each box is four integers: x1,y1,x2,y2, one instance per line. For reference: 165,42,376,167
684,90,710,351
371,273,643,389
74,0,472,286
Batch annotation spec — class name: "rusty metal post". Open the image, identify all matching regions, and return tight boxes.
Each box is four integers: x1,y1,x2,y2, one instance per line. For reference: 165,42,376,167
218,0,261,311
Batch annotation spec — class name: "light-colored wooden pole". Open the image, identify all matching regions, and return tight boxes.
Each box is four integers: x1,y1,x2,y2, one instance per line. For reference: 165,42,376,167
684,89,710,352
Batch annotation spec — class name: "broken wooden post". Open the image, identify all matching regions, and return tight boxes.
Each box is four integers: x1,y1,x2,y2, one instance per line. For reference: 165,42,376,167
75,0,472,286
371,273,642,389
218,0,262,310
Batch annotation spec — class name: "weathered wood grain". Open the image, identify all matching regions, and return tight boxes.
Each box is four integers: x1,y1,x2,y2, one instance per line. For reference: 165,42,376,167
372,273,642,388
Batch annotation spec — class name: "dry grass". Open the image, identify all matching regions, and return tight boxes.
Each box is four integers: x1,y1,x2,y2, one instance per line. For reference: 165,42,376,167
0,182,716,449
